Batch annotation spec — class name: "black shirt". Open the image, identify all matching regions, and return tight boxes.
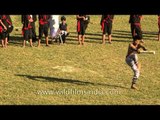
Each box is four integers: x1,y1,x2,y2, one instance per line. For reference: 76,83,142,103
59,23,67,31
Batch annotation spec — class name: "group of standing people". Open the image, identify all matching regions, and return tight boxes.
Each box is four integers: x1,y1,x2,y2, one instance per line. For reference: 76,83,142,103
100,14,144,44
77,14,144,45
76,14,115,45
1,15,159,48
21,15,69,47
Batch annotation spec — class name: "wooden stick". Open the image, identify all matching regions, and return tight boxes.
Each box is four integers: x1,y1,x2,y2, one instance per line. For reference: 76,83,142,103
140,51,155,54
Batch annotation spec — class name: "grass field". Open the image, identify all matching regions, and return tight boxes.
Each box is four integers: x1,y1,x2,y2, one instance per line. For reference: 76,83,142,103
0,15,160,105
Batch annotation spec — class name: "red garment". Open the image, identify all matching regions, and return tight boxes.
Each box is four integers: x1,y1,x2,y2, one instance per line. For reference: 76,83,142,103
0,26,3,33
39,15,48,25
77,20,80,32
133,23,141,29
158,16,160,27
101,15,113,31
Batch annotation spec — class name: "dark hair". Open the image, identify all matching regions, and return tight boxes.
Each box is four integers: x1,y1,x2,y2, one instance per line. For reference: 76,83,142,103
61,16,66,21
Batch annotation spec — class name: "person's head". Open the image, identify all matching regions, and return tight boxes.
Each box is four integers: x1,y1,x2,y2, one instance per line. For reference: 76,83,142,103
61,16,66,23
133,35,141,44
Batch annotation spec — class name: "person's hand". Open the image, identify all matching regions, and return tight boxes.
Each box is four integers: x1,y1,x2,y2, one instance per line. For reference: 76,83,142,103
29,19,33,22
4,26,7,30
137,49,141,54
83,16,86,20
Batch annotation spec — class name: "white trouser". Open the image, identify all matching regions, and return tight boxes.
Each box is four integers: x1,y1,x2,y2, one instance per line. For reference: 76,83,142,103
126,54,140,83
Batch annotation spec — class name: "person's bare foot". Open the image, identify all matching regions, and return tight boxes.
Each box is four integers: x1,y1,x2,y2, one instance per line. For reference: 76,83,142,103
108,41,112,44
131,83,139,90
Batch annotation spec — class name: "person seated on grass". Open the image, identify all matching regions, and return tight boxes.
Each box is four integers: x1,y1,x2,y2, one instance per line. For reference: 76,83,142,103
57,16,69,44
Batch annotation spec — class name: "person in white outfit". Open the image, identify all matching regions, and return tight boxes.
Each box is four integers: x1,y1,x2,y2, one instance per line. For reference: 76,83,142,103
49,15,59,40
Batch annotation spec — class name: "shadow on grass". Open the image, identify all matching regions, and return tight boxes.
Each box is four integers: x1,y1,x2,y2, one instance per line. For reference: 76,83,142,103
112,30,132,40
113,30,158,41
112,39,131,43
69,31,132,43
9,35,54,46
8,36,23,45
15,74,129,89
113,30,131,35
16,74,96,86
143,31,158,35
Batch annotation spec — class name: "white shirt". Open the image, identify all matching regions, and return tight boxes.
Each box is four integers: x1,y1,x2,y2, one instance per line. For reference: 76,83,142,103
49,15,59,29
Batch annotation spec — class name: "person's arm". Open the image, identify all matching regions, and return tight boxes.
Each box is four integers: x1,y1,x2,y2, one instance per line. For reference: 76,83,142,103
76,15,85,20
58,23,61,33
57,28,61,34
111,15,114,20
130,43,138,51
138,43,147,51
66,24,70,36
139,15,143,21
111,15,114,23
29,15,33,22
0,19,7,30
7,15,12,24
100,15,104,25
130,43,142,53
66,23,68,32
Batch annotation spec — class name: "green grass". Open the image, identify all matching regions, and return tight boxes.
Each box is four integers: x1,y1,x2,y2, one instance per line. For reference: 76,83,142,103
0,15,160,105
